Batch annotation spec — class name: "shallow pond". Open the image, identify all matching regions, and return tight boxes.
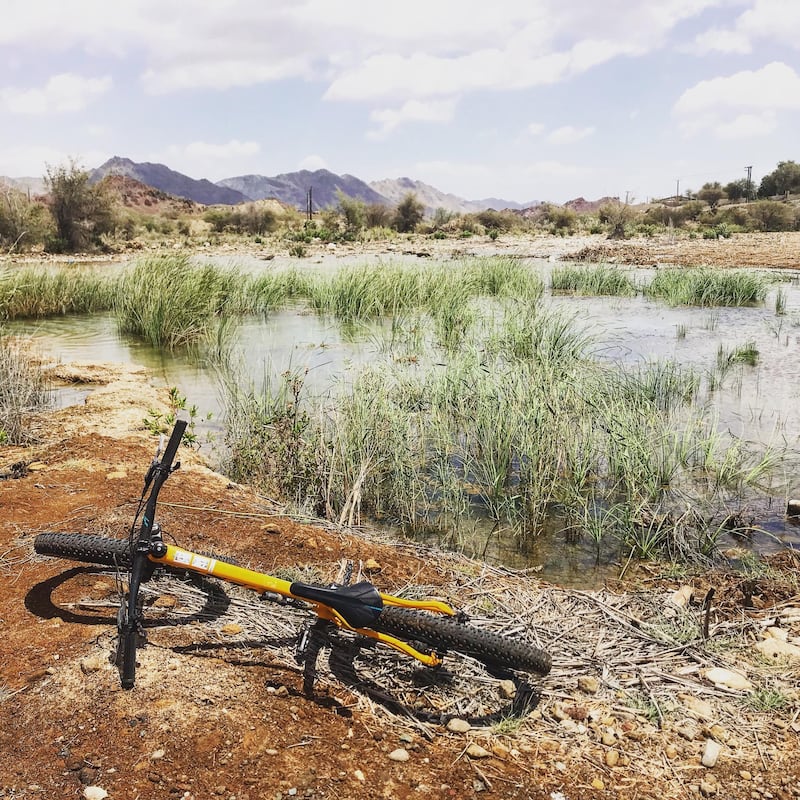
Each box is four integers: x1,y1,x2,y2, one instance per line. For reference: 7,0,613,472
10,259,800,586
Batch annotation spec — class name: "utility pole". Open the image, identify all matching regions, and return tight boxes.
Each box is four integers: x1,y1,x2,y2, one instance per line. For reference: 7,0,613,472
744,166,752,202
306,187,313,220
676,179,680,202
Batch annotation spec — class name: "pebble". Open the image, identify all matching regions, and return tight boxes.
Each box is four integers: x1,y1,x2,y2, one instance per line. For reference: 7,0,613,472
465,743,491,759
702,667,753,692
498,679,516,699
83,789,108,800
446,718,471,733
80,654,106,674
700,779,718,797
577,676,600,694
701,739,722,768
354,770,365,783
388,748,410,762
605,750,619,768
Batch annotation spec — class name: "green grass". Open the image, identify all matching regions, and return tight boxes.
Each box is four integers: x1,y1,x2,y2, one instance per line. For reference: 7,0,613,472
0,266,114,319
114,254,241,349
550,264,637,296
645,268,770,307
0,333,50,443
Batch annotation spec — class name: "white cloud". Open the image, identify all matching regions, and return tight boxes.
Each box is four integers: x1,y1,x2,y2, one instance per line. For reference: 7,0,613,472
675,61,800,114
367,99,457,138
714,112,777,139
0,73,112,114
692,0,800,55
690,28,752,55
298,154,327,171
527,122,546,136
547,125,596,144
0,145,108,178
181,140,261,160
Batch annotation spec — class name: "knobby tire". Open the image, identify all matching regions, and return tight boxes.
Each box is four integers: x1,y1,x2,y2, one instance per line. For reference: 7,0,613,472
370,606,552,676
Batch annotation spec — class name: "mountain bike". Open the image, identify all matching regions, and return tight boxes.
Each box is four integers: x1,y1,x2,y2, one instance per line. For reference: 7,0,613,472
33,419,552,689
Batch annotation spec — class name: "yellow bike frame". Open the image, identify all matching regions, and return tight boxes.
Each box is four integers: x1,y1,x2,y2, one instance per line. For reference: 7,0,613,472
151,544,456,667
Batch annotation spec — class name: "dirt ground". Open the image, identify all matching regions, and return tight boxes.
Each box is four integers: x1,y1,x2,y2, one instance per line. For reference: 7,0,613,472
1,235,800,799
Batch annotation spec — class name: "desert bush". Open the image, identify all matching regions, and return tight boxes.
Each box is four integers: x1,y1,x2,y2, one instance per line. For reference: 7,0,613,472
541,204,577,234
45,160,116,252
747,200,795,232
393,193,425,233
0,187,52,252
598,202,638,239
364,203,392,229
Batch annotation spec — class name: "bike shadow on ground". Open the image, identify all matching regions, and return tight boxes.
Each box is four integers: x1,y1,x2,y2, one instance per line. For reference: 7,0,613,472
24,567,233,628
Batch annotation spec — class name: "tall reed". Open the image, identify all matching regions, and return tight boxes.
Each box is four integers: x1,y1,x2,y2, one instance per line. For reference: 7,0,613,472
0,266,114,319
645,268,770,306
0,333,50,443
550,264,637,296
114,254,241,349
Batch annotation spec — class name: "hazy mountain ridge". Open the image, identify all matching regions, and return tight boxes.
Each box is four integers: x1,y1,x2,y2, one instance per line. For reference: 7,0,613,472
11,157,535,213
369,177,536,214
218,169,387,209
91,157,247,206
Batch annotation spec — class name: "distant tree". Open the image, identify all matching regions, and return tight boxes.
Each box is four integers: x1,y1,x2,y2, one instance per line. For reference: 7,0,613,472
758,161,800,197
680,200,706,222
697,181,726,210
0,186,51,251
45,159,115,251
598,201,637,239
336,191,366,238
364,202,392,229
393,193,425,233
723,179,750,202
747,200,795,231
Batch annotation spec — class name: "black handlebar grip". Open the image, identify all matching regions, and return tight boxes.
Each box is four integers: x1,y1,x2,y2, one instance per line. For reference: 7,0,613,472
161,419,188,471
120,627,138,689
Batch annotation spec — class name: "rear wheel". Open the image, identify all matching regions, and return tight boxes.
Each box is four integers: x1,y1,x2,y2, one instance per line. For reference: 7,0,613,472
370,606,551,676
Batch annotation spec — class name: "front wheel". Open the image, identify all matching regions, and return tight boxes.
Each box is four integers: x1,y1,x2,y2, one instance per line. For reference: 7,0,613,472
369,606,551,676
34,533,133,568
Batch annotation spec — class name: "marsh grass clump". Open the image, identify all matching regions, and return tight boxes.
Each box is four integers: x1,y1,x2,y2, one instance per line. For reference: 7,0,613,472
114,254,241,349
0,266,114,319
646,268,770,307
0,334,50,443
550,264,637,296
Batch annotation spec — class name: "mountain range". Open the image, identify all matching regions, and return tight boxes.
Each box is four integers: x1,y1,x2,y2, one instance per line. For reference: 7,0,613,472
82,157,535,214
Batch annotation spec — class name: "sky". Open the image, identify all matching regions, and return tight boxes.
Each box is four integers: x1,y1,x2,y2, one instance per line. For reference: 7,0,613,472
1,0,798,204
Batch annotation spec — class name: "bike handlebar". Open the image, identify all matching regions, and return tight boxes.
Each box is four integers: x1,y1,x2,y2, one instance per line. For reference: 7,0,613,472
120,419,188,689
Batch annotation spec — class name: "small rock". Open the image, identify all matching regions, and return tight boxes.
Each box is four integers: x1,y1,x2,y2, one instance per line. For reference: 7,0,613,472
577,676,599,694
388,748,410,762
701,738,722,768
605,749,619,768
446,718,471,733
465,743,491,759
262,523,281,534
739,770,752,781
601,731,617,746
354,770,365,783
702,668,753,692
670,586,694,607
82,789,108,800
80,654,106,674
700,779,718,797
150,749,165,761
754,638,800,662
498,679,516,699
591,778,605,791
664,744,679,759
363,558,382,571
220,623,242,635
398,733,414,744
274,685,289,697
679,694,714,721
492,743,510,759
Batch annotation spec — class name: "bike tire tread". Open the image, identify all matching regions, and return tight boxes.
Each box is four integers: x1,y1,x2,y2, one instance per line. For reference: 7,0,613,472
370,606,552,676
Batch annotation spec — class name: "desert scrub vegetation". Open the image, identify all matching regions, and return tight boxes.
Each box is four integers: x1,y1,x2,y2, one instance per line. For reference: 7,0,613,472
0,333,50,444
550,264,637,296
